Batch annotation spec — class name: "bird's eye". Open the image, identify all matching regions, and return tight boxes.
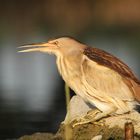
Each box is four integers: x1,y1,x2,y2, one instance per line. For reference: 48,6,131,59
49,40,59,47
52,41,59,47
54,41,58,45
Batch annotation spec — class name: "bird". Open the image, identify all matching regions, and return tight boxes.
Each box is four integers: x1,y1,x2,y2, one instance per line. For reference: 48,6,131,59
18,37,140,127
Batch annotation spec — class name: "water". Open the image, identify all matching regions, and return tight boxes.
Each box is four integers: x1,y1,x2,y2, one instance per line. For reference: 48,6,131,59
0,86,66,140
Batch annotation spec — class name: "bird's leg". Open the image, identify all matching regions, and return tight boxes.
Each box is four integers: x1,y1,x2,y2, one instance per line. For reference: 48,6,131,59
72,107,117,127
71,108,101,127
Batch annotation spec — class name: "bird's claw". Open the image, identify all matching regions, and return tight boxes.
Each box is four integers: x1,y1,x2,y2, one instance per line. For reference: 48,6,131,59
87,109,101,116
71,117,90,128
71,109,101,127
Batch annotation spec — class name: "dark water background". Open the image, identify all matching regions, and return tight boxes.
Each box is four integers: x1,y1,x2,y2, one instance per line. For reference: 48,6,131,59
0,0,140,139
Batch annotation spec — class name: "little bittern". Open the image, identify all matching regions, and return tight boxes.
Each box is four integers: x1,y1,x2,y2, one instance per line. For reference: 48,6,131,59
19,37,140,126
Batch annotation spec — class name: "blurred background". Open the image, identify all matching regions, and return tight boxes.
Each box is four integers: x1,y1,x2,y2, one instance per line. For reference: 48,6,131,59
0,0,140,139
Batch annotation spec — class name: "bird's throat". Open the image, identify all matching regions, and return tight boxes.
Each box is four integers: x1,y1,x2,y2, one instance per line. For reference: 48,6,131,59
56,55,82,87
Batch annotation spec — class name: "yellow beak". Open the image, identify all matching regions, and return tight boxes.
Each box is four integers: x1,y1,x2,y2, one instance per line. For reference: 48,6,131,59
18,42,57,53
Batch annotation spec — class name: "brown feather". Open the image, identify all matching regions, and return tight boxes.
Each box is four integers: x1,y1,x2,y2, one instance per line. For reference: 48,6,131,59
84,47,140,102
123,78,140,102
84,47,140,85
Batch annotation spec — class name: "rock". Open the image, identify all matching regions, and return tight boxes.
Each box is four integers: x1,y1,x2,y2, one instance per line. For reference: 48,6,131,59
64,95,93,124
19,133,54,140
19,95,140,140
91,135,102,140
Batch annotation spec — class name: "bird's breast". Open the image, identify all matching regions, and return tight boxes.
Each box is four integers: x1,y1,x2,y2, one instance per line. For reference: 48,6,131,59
56,56,85,97
56,56,134,104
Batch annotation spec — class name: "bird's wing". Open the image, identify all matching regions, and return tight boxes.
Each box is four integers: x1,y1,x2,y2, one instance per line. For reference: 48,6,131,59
123,77,140,102
82,47,140,102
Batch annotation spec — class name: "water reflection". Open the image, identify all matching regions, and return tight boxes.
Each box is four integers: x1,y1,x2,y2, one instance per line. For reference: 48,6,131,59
0,44,66,139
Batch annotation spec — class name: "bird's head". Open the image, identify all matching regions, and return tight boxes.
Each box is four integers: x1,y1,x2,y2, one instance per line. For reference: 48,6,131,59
18,37,85,57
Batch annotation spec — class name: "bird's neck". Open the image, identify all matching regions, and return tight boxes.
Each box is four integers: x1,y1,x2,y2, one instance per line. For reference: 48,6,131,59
56,54,82,83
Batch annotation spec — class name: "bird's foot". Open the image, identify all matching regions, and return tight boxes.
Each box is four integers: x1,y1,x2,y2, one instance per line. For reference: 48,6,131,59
87,109,101,116
71,109,104,127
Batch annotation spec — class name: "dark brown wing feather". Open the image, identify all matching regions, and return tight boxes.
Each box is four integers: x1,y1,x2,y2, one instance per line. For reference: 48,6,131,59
84,47,140,85
84,47,140,102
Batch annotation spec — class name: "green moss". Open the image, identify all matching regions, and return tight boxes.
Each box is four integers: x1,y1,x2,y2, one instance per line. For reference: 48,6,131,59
19,122,140,140
56,122,124,140
19,133,54,140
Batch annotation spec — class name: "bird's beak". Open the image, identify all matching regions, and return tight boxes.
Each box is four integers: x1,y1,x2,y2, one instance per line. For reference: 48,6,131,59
18,42,57,53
